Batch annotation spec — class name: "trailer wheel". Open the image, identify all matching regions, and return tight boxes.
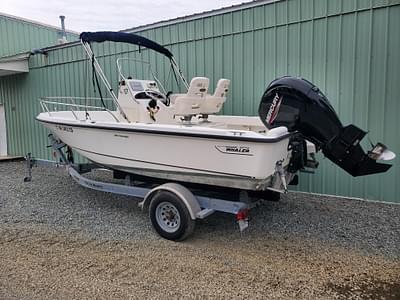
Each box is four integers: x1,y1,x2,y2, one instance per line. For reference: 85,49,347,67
149,191,195,241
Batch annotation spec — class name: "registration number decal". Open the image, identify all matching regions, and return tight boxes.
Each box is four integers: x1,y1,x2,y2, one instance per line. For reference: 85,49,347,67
55,125,73,133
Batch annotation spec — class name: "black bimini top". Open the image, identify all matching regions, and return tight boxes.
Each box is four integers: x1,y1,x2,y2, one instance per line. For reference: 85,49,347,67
79,31,173,59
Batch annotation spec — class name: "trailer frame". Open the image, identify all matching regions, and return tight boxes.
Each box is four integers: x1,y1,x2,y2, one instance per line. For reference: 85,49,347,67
24,134,258,240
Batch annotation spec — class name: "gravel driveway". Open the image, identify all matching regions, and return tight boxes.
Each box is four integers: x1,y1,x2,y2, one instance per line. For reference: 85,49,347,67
0,161,399,299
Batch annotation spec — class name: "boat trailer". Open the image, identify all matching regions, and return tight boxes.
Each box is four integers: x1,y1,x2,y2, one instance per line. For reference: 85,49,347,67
24,134,266,241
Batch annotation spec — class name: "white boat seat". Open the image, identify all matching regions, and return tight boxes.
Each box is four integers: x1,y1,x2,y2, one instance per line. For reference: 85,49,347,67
173,77,209,116
200,79,230,115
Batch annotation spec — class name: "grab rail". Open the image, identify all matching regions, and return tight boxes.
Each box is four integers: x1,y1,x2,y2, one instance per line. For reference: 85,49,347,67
39,97,121,122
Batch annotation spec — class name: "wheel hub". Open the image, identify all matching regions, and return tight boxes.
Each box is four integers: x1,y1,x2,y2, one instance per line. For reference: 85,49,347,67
155,202,181,233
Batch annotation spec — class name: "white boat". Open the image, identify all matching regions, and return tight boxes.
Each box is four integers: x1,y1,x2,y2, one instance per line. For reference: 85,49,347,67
36,31,395,193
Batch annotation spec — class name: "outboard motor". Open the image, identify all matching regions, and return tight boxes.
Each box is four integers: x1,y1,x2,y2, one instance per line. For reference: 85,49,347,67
259,76,395,176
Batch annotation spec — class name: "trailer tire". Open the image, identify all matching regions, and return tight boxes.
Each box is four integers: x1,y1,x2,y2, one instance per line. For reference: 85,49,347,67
149,190,195,241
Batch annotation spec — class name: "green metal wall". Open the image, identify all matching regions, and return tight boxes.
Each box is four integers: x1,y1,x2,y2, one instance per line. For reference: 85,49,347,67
0,0,399,202
0,14,78,58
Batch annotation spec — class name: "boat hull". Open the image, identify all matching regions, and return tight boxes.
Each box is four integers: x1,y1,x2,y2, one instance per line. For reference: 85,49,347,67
37,115,291,190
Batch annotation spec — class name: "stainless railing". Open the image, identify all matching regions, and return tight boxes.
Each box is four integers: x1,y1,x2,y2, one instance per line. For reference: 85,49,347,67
39,97,121,122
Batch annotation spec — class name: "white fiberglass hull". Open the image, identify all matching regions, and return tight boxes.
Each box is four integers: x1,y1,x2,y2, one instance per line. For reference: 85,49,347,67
37,112,291,190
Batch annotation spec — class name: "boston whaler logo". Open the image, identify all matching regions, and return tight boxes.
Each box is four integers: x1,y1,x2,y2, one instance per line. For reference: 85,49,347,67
266,93,283,125
215,145,253,156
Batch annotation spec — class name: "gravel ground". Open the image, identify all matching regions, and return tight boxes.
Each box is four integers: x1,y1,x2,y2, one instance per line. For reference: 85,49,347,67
0,160,399,299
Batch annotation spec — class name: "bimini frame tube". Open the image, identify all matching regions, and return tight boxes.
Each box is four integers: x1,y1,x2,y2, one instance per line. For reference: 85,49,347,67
170,57,189,90
80,40,129,121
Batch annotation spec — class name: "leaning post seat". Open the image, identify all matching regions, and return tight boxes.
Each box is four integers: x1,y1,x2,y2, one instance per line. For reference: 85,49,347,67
173,77,209,117
200,79,230,115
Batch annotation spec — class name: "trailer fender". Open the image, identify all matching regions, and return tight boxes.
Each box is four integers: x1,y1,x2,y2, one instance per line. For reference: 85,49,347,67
140,183,201,220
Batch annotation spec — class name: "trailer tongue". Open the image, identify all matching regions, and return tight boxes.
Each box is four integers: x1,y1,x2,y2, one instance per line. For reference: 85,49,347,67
259,76,395,176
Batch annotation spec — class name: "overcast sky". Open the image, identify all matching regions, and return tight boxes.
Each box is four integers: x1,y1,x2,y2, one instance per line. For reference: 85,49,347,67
0,0,253,32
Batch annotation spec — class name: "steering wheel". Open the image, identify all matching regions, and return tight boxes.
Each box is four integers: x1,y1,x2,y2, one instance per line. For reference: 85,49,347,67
144,90,169,106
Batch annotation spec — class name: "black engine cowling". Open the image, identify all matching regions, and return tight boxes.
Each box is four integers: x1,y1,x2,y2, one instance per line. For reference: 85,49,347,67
259,76,392,176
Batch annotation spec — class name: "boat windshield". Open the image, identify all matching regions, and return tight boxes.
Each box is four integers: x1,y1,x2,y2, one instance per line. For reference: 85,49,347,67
117,58,167,94
116,58,190,95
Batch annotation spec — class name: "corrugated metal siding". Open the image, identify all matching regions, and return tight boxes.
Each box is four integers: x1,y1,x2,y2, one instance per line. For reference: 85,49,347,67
0,14,78,58
0,0,399,202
